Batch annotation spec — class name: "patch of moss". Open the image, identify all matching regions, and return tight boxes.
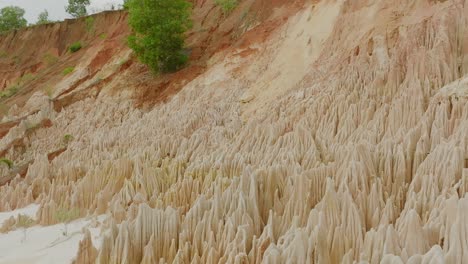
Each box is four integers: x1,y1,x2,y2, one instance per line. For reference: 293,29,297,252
0,158,13,169
68,42,82,53
62,67,75,75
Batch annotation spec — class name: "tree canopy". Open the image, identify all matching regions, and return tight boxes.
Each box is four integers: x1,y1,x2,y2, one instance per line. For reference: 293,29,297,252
126,0,192,73
37,10,52,25
0,6,27,33
66,0,90,18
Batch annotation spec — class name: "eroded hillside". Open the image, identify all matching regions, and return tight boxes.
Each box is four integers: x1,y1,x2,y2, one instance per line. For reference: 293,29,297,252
0,0,467,263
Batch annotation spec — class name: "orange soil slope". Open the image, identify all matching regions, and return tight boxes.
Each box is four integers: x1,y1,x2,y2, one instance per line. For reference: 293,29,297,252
0,0,302,112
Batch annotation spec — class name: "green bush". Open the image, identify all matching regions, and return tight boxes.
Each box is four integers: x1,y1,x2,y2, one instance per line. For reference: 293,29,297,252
215,0,238,14
126,0,192,73
68,42,82,53
62,67,75,75
0,158,13,169
63,134,74,145
85,17,94,33
19,73,35,84
0,85,19,98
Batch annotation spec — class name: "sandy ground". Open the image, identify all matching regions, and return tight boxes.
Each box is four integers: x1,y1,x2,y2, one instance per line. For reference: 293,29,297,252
0,206,104,264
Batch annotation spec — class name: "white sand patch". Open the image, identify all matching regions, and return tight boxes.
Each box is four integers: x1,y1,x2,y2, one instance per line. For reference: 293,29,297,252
0,207,106,264
0,204,39,225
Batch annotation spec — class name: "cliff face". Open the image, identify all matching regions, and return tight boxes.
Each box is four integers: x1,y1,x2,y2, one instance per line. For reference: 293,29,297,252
0,0,468,263
0,11,129,88
0,10,130,116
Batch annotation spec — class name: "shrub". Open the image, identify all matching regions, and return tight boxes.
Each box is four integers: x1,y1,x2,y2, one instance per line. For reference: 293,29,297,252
43,53,58,65
12,55,20,65
0,85,19,98
36,10,52,25
62,67,75,75
15,214,35,228
215,0,238,14
44,86,54,98
69,42,82,53
85,17,94,33
0,158,13,169
55,207,80,223
126,0,192,73
54,207,80,236
15,214,35,243
19,73,35,84
63,134,74,144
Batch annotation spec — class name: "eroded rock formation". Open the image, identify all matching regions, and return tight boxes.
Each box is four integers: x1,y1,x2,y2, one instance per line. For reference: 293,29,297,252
0,0,467,263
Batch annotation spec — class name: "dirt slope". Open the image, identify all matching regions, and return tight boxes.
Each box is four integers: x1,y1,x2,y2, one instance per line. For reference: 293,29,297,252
0,0,468,263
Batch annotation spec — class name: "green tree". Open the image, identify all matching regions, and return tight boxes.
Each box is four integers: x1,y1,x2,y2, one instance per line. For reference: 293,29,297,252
36,10,51,25
66,0,90,18
0,6,27,33
126,0,192,73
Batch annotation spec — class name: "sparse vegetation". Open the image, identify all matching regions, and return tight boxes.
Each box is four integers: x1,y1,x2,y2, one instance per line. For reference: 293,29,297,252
99,33,107,39
15,214,35,228
126,0,192,73
0,158,13,169
36,10,52,25
19,73,35,84
215,0,238,14
85,16,95,33
43,53,59,65
12,55,21,65
16,214,35,243
0,50,7,58
0,85,19,98
44,86,54,98
69,42,82,53
0,73,36,99
62,67,75,75
54,207,80,236
63,134,74,145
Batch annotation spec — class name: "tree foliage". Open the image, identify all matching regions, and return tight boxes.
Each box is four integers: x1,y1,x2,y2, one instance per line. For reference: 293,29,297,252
66,0,90,18
215,0,238,14
126,0,192,73
0,6,27,33
37,10,52,25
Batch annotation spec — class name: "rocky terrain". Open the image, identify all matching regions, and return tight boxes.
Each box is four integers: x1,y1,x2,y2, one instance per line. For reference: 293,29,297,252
0,0,467,263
